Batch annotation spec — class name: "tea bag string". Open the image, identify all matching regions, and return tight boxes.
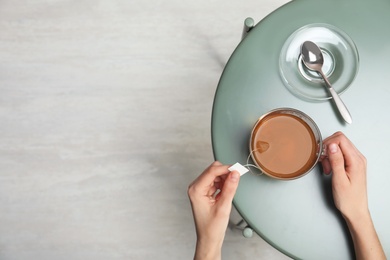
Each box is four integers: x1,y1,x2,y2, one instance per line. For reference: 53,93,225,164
242,148,264,176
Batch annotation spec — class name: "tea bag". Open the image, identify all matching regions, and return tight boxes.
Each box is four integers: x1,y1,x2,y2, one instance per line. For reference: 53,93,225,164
229,162,249,176
256,140,270,153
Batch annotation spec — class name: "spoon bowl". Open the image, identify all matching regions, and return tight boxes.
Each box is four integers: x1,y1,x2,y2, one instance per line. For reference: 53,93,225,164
301,41,324,72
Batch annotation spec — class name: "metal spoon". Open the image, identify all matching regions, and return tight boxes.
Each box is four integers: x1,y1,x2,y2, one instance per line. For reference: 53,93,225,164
301,41,352,124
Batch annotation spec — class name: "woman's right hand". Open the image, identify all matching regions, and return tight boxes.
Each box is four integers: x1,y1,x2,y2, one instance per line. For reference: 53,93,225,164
320,131,368,220
320,132,385,260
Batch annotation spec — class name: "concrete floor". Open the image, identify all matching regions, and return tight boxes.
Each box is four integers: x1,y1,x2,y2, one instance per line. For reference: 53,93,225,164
0,0,292,259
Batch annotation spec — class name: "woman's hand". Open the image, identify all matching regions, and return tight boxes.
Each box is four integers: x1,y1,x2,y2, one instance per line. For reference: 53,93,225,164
320,132,385,260
321,131,368,220
188,161,240,260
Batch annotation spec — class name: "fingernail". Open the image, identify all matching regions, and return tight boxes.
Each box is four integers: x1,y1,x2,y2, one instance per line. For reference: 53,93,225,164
230,171,239,182
328,143,338,154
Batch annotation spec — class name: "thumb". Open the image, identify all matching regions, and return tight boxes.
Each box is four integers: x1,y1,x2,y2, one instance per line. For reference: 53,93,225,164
218,171,240,205
328,143,347,181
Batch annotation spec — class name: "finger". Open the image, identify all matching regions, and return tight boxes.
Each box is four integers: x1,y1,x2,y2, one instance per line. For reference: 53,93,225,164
207,186,218,198
318,146,331,174
327,143,349,183
321,157,332,175
337,139,364,171
213,176,223,183
213,161,223,166
324,133,362,171
196,163,230,185
188,162,230,199
218,171,240,205
214,179,224,191
323,131,345,143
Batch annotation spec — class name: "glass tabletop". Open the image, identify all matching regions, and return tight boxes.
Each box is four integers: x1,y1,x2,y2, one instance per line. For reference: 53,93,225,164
211,0,390,259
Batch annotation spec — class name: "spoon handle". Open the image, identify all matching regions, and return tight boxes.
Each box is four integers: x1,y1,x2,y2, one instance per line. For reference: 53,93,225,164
320,71,353,124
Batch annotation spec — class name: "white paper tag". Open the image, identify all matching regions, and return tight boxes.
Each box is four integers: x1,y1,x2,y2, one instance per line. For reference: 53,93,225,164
228,162,249,176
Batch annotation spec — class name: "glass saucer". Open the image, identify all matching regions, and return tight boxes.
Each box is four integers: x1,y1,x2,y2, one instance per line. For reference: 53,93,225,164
279,23,359,101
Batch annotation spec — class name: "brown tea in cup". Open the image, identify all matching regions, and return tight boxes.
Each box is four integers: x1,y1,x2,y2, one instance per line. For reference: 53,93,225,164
250,108,322,180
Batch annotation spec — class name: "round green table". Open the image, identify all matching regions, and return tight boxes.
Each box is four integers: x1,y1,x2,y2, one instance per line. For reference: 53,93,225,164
212,0,390,259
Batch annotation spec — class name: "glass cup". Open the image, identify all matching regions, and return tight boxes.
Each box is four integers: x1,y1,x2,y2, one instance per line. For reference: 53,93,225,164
249,108,323,180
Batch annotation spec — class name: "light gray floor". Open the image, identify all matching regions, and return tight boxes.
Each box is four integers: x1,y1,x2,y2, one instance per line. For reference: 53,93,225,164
0,0,292,259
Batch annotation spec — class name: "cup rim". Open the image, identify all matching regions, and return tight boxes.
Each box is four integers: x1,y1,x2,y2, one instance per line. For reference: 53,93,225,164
249,107,323,180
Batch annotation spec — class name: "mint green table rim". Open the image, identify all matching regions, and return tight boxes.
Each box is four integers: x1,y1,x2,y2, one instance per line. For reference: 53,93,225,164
211,0,390,259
